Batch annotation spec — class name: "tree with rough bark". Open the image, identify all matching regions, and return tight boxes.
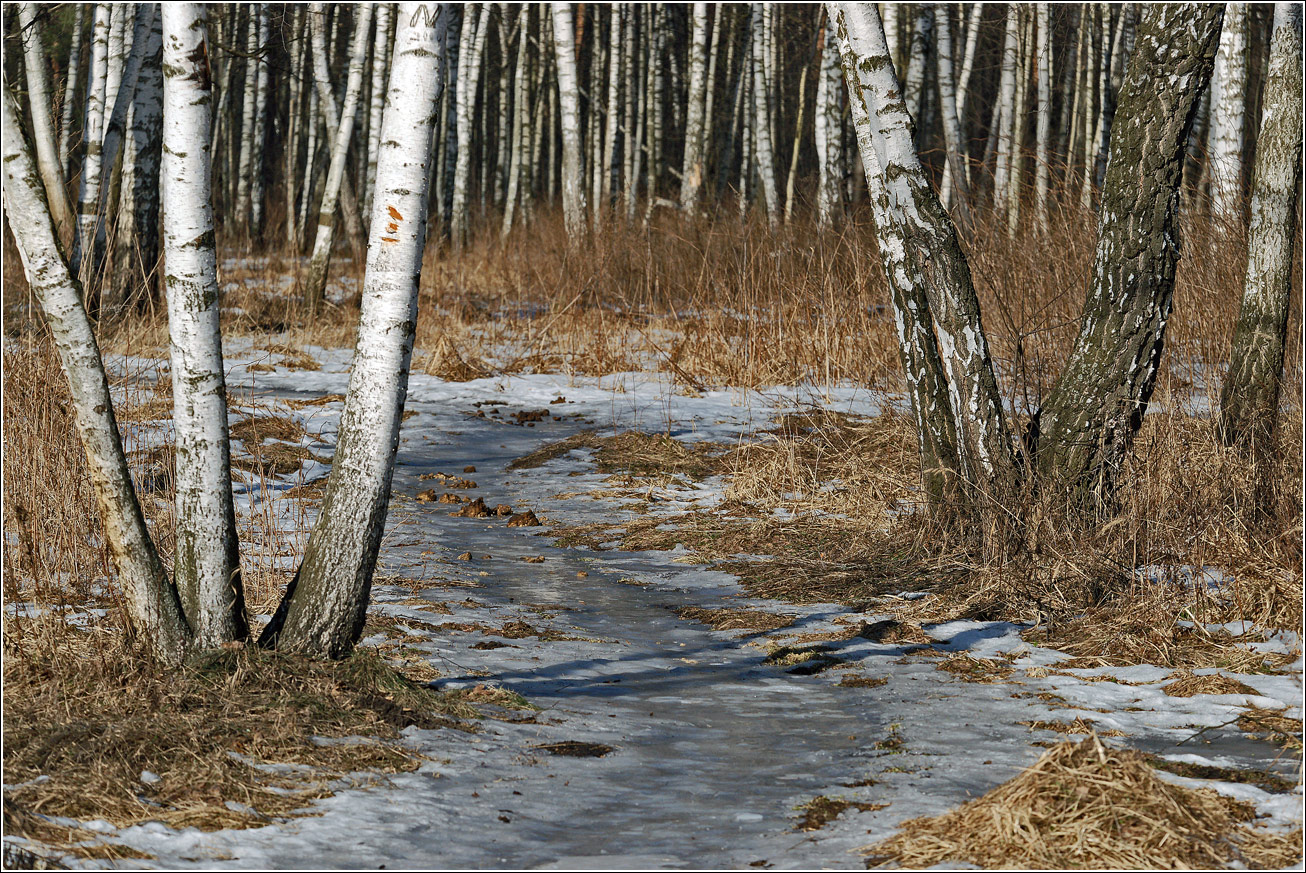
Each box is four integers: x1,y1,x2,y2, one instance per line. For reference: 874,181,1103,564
551,2,587,240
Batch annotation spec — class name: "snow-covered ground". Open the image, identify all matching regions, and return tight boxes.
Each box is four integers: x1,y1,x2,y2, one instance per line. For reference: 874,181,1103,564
12,343,1302,869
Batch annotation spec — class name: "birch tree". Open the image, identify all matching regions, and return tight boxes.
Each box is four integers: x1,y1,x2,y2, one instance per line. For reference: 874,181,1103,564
814,11,843,228
160,2,249,647
680,3,710,216
303,2,375,310
58,2,87,178
1209,2,1248,218
71,4,110,288
1217,3,1303,456
451,3,488,250
261,1,449,659
551,1,587,239
750,4,779,227
17,4,74,238
831,1,1020,507
3,86,192,664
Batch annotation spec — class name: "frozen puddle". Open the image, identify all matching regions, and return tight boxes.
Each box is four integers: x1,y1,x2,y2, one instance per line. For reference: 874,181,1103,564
55,355,1304,869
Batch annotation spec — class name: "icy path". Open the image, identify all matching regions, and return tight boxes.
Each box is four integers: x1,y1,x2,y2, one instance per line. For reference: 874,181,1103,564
81,352,1302,869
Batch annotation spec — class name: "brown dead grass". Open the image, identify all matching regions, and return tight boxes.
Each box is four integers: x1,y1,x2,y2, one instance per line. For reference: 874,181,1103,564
1163,671,1262,698
674,606,795,632
865,733,1302,869
2,612,475,837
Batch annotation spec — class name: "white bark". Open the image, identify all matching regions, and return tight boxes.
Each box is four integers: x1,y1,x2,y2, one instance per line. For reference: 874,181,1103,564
265,1,448,659
59,3,86,178
1035,3,1052,233
451,3,489,250
250,5,270,236
304,3,375,308
680,3,710,216
501,5,530,241
750,3,778,227
815,11,843,227
830,1,1019,490
365,2,392,221
955,1,983,127
992,7,1019,214
18,4,74,238
161,2,247,648
903,3,932,126
1210,2,1248,217
933,4,971,225
551,2,587,239
71,4,111,285
3,86,191,664
236,8,259,230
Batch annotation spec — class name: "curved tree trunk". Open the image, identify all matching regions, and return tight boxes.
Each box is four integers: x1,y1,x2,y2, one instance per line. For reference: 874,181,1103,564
829,6,960,507
1217,3,1303,456
262,1,449,659
1034,3,1224,502
3,87,191,665
831,2,1021,504
18,4,74,239
161,2,248,648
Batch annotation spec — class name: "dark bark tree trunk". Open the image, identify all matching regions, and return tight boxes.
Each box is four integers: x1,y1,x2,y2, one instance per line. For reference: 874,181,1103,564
1033,4,1224,502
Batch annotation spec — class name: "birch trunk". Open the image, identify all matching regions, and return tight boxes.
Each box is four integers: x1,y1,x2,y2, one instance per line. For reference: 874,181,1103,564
680,3,709,216
71,4,110,289
831,1,1021,501
59,3,87,178
262,2,448,659
235,7,259,233
3,86,191,664
933,4,971,226
364,3,391,221
992,8,1019,215
501,5,529,240
551,1,587,240
250,5,270,238
18,4,74,238
829,4,960,505
1210,2,1248,218
113,5,163,311
451,3,488,250
1217,3,1302,455
814,11,843,227
903,3,932,128
1034,3,1052,233
1034,3,1223,501
160,2,248,648
303,2,375,310
750,3,779,227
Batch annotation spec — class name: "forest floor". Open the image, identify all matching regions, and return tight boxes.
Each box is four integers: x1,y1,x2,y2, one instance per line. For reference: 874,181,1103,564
4,331,1301,869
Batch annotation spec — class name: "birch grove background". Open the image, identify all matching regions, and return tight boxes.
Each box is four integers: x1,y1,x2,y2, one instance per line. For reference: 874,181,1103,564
4,2,1291,292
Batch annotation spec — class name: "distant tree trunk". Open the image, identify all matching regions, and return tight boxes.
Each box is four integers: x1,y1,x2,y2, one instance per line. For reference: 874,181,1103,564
955,1,983,128
1034,2,1052,233
1209,2,1248,218
750,4,779,226
59,2,87,179
451,2,488,250
3,86,191,665
992,7,1019,218
364,2,391,222
114,5,163,313
551,1,587,239
249,5,270,239
18,4,74,239
262,2,449,659
285,6,307,249
501,5,530,240
1217,3,1302,456
160,2,248,648
933,3,972,227
903,2,932,127
71,4,110,291
832,1,1020,505
303,2,374,310
1034,3,1223,501
235,7,259,234
680,2,709,216
814,11,843,228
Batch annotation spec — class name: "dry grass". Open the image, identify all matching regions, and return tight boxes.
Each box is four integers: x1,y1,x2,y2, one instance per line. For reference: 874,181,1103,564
2,611,475,838
865,733,1303,869
674,606,795,632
